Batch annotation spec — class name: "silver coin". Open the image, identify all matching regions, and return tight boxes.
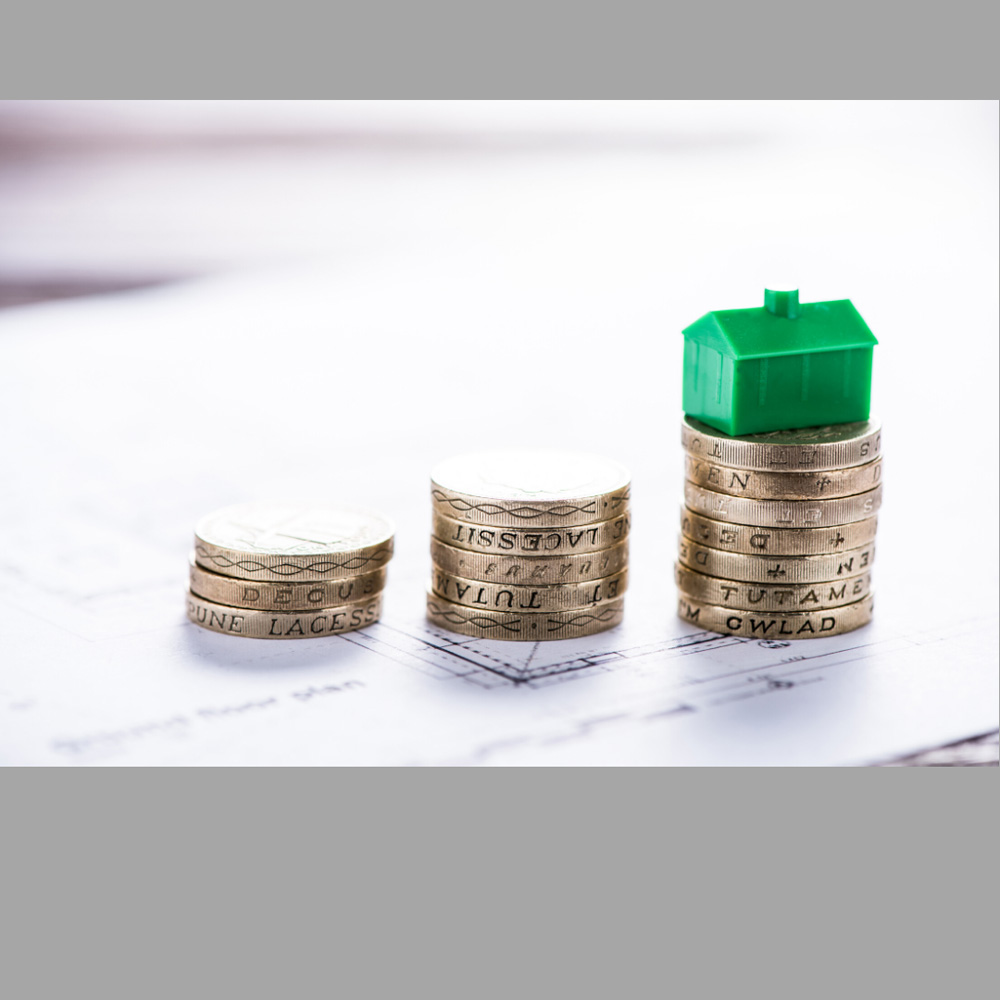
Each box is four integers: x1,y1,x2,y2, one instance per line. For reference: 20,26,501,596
685,455,883,500
431,450,630,527
682,416,882,471
676,563,872,611
194,502,394,580
684,481,882,527
677,593,874,639
426,592,624,641
680,508,878,555
678,535,875,583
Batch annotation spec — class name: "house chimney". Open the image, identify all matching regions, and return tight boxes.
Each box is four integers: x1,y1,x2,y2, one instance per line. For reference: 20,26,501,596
765,288,799,318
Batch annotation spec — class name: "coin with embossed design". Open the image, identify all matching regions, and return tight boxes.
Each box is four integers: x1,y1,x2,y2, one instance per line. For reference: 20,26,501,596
675,564,871,611
677,593,874,638
680,508,878,556
432,511,630,556
431,450,630,527
678,536,874,584
431,567,627,612
189,557,386,611
430,537,628,584
426,592,624,641
685,454,883,500
684,481,882,527
682,416,882,471
194,502,394,580
186,591,382,639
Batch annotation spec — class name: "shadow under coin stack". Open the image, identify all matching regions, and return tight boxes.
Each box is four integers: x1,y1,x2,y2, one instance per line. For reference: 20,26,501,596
677,418,882,638
426,451,631,641
187,502,394,639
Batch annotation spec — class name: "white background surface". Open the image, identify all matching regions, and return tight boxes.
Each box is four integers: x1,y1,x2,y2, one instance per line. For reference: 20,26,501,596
0,100,996,765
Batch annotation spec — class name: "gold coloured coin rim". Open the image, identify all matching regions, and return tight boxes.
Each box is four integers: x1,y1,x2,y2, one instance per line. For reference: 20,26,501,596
683,481,883,527
430,536,629,577
189,557,387,610
676,592,875,639
430,567,629,611
193,536,394,580
425,592,625,642
684,454,883,500
679,508,879,555
682,415,882,471
430,485,630,527
677,535,875,583
675,563,873,611
186,590,383,639
431,511,631,554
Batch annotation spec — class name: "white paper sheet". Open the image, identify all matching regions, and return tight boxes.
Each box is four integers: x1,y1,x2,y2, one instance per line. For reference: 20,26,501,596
1,121,996,765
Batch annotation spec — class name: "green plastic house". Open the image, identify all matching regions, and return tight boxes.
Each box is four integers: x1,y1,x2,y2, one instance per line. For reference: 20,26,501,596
682,289,877,436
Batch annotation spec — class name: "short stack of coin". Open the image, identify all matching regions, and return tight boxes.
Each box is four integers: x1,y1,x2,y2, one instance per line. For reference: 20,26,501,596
426,450,631,641
186,502,393,639
676,418,882,638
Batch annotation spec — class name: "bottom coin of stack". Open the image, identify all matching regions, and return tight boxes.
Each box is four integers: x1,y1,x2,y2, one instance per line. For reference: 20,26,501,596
676,417,883,639
426,450,631,641
186,502,394,639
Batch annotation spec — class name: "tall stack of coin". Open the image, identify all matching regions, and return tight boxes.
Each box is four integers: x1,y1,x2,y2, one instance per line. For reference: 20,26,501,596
186,502,393,639
676,418,882,638
427,451,631,640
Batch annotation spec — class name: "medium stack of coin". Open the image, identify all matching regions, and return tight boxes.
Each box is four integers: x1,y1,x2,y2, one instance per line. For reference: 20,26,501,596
427,450,631,641
186,502,393,639
676,418,882,638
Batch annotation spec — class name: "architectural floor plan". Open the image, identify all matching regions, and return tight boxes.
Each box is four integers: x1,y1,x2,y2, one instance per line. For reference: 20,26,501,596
1,230,996,766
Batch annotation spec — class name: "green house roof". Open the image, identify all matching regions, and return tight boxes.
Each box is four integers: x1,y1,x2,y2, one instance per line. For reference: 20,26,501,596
683,291,878,360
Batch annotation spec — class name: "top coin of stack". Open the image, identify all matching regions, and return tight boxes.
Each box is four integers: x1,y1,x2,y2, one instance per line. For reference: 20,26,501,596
186,502,394,639
676,418,882,638
426,450,631,641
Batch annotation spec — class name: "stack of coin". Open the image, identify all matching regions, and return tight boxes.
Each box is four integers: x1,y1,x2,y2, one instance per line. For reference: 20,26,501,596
186,502,393,639
676,418,882,638
426,450,631,640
